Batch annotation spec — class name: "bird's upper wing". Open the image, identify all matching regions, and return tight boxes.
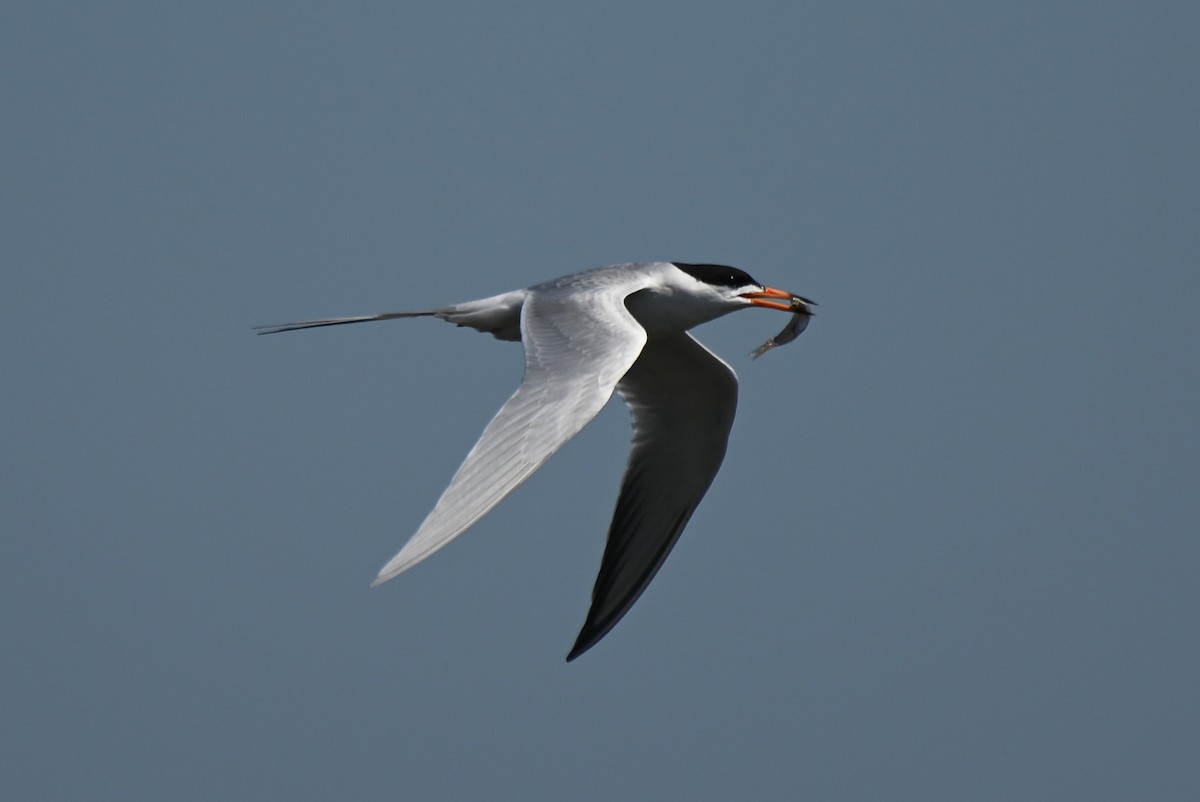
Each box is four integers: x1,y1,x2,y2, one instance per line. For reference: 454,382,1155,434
372,284,650,585
567,332,738,660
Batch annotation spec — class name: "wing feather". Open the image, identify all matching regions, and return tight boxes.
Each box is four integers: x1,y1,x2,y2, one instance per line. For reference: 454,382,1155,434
372,286,649,585
567,333,738,660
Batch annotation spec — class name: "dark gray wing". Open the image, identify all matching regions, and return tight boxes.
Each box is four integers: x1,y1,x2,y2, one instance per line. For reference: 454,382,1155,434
567,332,738,660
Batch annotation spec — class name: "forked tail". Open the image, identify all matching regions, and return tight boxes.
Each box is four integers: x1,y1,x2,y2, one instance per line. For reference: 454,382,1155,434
253,311,436,335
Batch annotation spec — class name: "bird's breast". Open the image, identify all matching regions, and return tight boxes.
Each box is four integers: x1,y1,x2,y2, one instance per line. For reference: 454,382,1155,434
623,287,734,336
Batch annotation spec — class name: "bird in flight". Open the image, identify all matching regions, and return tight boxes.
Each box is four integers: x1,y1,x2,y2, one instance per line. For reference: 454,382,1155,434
258,261,815,660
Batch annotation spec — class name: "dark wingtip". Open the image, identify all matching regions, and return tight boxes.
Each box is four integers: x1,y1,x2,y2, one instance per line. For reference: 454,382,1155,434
565,633,589,662
564,616,616,662
565,624,599,662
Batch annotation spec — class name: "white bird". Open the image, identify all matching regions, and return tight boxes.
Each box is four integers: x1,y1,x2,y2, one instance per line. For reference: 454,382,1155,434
258,262,814,660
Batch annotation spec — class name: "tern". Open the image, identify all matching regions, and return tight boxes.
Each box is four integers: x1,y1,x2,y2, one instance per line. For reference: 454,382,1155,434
258,262,814,660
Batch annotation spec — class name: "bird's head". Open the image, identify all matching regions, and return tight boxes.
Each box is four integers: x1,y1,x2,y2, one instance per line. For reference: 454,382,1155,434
671,262,814,315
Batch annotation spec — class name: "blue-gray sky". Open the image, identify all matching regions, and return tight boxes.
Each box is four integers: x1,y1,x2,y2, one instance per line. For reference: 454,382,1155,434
4,2,1198,799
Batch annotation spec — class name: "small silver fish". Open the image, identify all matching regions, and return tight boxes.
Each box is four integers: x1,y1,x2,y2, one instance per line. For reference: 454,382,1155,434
750,294,816,359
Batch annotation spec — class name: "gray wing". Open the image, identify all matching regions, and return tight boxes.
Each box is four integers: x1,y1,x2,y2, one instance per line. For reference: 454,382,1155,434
566,332,738,661
372,285,649,585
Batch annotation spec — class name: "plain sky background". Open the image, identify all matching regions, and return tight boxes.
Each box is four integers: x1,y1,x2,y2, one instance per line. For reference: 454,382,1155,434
4,2,1198,799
